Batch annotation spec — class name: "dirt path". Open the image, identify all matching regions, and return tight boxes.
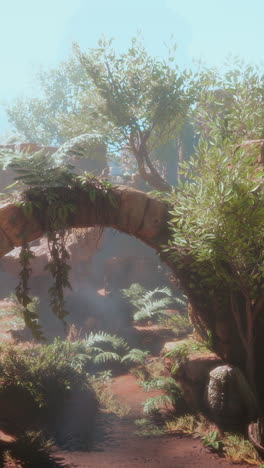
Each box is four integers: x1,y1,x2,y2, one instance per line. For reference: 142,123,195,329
0,301,256,467
54,374,254,468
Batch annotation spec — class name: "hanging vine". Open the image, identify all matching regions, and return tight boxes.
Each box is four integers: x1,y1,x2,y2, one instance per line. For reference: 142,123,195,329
16,242,44,340
44,190,74,327
10,153,118,339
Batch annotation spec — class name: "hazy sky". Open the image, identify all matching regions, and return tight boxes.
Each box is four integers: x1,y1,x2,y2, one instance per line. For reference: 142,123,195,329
0,0,263,134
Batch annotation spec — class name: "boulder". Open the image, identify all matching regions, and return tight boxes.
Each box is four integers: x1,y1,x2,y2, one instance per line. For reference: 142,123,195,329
205,365,258,427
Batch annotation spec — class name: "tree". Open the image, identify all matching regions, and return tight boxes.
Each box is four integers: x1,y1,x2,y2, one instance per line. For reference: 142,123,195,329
70,38,195,191
166,62,264,390
167,138,264,390
5,38,196,190
5,55,90,145
193,60,264,144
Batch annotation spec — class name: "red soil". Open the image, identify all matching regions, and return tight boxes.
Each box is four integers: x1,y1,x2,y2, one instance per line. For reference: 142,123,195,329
55,374,254,468
0,300,256,467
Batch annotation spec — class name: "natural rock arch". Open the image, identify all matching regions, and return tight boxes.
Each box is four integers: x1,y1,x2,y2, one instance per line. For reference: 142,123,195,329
0,184,236,364
1,183,264,399
0,185,171,258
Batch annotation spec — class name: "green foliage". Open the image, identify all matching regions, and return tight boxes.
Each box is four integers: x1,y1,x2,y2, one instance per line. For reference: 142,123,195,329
165,340,209,375
15,244,44,340
202,431,221,450
158,311,193,337
7,148,74,188
122,283,176,323
223,433,261,464
194,61,264,144
166,130,264,384
165,413,261,465
4,37,197,191
83,331,149,367
84,330,129,351
73,37,194,154
122,283,191,334
2,149,117,335
88,371,130,417
6,54,89,145
3,431,54,467
141,376,186,414
0,339,90,409
121,348,150,365
0,332,146,412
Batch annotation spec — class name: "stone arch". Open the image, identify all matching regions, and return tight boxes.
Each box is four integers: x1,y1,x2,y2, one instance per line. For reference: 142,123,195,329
0,185,171,259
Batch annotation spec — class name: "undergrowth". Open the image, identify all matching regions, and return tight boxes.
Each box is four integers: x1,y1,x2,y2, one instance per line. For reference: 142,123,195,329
121,283,192,335
165,339,210,375
165,413,261,465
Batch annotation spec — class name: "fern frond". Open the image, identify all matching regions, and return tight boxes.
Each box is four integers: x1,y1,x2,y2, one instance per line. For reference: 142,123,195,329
7,149,74,188
143,287,172,302
121,283,147,309
121,349,149,364
93,352,121,364
133,297,172,322
143,395,174,414
53,134,106,164
85,331,129,351
175,296,188,307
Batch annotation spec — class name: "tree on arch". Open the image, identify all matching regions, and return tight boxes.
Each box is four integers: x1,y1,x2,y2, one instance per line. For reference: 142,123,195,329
5,38,197,190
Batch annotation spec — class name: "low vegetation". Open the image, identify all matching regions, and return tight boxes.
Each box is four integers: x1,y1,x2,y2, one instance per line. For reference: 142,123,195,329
0,330,147,455
136,412,262,465
165,338,211,375
122,283,192,336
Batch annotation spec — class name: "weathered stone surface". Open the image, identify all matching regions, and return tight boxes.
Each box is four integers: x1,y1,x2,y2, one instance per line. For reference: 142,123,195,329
116,187,167,240
0,203,43,247
0,226,14,257
179,352,222,383
205,365,258,426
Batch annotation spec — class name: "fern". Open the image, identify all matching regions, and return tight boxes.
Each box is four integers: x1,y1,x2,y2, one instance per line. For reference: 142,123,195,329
143,287,172,302
165,340,209,375
121,349,149,364
133,296,173,322
84,331,129,352
122,283,189,325
141,376,186,414
7,149,74,188
53,133,105,162
121,283,147,309
93,351,121,365
143,394,175,414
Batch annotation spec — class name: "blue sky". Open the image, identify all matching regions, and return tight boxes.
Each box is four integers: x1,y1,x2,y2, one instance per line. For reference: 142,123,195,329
0,0,263,135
